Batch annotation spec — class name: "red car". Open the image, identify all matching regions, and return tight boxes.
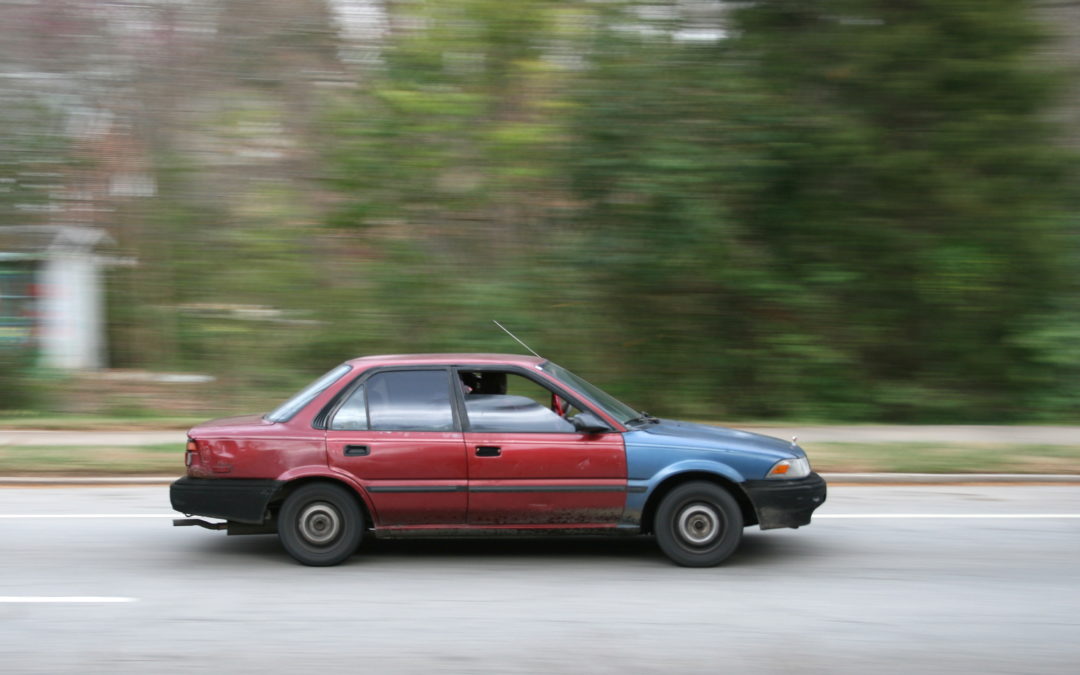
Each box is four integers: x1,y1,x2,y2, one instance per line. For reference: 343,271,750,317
171,353,826,566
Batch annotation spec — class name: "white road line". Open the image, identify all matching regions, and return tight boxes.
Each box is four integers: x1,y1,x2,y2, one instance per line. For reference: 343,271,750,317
0,514,179,519
817,514,1080,519
0,597,137,603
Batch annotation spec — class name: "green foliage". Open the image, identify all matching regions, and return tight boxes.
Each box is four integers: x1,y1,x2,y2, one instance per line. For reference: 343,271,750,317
0,100,69,225
559,0,1080,420
0,349,46,411
19,0,1075,423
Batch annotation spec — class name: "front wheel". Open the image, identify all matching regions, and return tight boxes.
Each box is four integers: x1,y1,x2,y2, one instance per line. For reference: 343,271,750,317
278,483,363,566
654,482,742,567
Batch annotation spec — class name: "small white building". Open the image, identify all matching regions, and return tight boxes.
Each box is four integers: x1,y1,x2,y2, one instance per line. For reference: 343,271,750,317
0,225,121,370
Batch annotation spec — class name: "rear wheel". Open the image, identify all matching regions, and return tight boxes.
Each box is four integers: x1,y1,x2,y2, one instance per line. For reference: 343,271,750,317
654,481,742,567
278,483,363,566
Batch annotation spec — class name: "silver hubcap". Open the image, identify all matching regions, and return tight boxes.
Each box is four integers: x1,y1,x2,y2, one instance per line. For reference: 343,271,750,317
298,502,341,546
677,503,721,546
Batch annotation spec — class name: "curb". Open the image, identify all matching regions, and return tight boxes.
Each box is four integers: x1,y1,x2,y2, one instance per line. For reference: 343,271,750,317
1,474,1080,486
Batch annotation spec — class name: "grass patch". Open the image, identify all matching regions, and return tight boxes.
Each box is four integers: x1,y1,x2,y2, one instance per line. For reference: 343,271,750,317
0,415,207,431
0,444,184,475
805,442,1080,474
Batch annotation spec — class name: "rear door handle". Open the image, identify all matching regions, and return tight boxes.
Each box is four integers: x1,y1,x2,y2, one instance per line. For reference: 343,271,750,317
475,446,501,457
344,445,370,456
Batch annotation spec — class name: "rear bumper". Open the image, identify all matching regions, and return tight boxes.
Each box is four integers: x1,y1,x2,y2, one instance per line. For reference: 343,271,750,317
743,472,827,530
170,477,284,524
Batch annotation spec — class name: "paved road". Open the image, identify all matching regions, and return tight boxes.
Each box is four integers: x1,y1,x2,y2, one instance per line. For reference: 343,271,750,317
4,424,1080,447
1,486,1079,674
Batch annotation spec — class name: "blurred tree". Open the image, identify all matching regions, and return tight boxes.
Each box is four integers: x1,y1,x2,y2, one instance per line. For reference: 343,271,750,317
108,0,350,385
0,102,69,226
3,0,1077,421
727,0,1078,420
320,0,592,361
565,0,1078,420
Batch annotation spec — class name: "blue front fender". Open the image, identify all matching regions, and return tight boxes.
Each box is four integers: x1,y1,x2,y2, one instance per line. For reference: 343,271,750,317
622,459,747,528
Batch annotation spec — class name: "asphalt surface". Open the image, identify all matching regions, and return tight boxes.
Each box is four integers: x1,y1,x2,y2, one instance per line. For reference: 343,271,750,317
1,485,1079,674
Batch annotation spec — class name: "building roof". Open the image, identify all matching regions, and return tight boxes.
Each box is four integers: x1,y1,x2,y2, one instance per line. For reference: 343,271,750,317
0,225,115,260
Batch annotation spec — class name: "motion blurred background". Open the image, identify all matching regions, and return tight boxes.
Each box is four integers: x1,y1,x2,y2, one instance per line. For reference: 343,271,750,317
1,0,1078,424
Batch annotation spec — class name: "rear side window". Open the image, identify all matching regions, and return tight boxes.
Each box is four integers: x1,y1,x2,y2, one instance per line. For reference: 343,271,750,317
266,364,352,423
330,385,368,430
366,370,455,431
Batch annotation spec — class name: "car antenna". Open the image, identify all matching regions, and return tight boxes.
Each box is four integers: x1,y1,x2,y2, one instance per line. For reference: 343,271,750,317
492,320,543,358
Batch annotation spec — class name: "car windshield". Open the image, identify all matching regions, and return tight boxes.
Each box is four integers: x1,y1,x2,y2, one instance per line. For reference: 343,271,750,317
265,364,352,422
540,361,639,425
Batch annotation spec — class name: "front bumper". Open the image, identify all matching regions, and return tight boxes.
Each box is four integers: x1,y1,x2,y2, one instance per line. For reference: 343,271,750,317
170,477,284,524
742,472,827,530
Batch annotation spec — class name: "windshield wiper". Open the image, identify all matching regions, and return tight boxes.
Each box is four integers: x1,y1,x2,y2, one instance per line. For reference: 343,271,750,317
624,411,660,427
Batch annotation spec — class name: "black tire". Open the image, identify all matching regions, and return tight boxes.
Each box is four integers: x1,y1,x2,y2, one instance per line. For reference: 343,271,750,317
277,483,363,566
654,481,743,567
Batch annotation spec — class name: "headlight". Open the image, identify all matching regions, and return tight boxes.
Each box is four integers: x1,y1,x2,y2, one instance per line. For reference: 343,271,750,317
765,456,811,479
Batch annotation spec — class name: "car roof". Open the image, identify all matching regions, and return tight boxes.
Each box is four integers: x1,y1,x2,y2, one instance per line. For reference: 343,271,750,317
343,353,547,369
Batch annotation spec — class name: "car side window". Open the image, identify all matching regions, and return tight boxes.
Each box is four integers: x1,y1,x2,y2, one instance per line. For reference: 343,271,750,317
366,369,455,432
459,370,577,433
329,385,367,430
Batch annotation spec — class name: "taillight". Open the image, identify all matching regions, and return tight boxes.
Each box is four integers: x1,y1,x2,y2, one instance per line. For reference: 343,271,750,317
185,439,198,467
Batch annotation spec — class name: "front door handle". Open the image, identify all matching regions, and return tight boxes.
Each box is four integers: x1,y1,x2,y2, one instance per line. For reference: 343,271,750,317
344,444,370,457
475,446,501,457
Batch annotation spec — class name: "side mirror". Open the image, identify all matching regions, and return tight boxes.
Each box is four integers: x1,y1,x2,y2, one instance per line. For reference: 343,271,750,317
570,411,611,434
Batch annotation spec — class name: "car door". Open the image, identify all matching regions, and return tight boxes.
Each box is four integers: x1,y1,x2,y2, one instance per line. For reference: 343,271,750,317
325,368,468,526
456,367,627,526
